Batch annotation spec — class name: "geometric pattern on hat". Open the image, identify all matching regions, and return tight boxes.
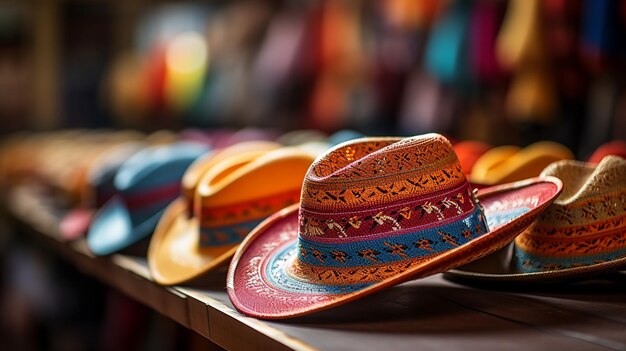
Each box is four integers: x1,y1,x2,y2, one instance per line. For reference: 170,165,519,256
515,156,626,272
446,155,626,284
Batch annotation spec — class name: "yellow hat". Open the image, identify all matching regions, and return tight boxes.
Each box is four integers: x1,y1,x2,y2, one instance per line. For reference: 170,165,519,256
148,141,316,285
470,141,573,185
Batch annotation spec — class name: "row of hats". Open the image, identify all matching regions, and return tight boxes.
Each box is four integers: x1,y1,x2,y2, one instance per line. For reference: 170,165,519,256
0,128,369,244
1,131,625,319
0,128,360,201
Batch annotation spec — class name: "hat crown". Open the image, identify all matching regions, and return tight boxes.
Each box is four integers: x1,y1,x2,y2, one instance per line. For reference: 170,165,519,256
88,142,145,207
294,134,489,278
115,143,208,192
195,147,314,247
113,143,208,223
542,156,626,206
302,134,465,211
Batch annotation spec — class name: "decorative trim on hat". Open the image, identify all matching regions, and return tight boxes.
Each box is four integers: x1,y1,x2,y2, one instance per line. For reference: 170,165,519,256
200,218,265,246
297,207,488,269
198,189,302,227
515,247,626,272
199,189,302,247
299,182,475,240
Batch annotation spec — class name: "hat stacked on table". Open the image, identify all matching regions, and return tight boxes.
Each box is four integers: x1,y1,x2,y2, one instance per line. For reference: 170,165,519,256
447,155,626,283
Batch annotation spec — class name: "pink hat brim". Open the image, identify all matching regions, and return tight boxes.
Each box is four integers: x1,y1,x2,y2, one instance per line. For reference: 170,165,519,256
227,177,563,319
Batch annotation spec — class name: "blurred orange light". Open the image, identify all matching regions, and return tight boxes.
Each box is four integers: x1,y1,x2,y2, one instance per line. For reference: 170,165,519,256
165,31,209,111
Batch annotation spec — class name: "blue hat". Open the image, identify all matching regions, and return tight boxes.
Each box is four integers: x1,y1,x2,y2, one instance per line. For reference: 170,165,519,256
87,142,209,255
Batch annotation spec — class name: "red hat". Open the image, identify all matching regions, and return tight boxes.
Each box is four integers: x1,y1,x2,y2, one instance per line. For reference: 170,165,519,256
587,140,626,164
453,140,492,176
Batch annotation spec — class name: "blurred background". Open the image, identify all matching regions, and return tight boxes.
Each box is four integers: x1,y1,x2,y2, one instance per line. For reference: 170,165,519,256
1,0,625,155
0,0,625,349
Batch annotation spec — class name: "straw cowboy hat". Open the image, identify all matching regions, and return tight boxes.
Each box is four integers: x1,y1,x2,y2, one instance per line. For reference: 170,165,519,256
227,133,562,319
87,142,209,256
447,156,626,283
148,141,317,285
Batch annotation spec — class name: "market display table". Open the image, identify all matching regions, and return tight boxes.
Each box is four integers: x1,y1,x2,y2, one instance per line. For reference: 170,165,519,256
6,186,626,351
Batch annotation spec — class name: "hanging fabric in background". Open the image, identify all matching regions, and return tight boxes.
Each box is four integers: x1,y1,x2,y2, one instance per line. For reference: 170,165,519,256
399,1,467,134
579,0,625,157
369,0,437,135
424,0,472,86
580,77,619,158
308,1,367,132
540,0,587,153
581,0,622,72
122,4,211,127
164,32,209,113
497,0,557,124
105,53,146,128
468,0,504,84
463,0,506,144
186,68,233,128
216,2,274,128
398,70,458,134
380,0,441,29
542,0,586,100
187,2,273,128
505,68,557,124
250,11,307,128
142,44,169,115
496,0,541,70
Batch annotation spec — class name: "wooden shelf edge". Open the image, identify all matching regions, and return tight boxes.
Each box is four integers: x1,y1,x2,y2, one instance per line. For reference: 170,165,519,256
5,186,315,351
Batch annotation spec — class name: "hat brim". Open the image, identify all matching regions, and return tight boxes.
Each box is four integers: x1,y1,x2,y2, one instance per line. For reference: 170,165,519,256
227,177,563,319
444,242,626,285
148,198,238,285
60,207,95,241
87,196,164,256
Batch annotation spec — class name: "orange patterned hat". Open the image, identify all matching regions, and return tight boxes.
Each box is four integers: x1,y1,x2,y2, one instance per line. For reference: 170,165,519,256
148,141,317,285
227,134,562,319
447,156,626,283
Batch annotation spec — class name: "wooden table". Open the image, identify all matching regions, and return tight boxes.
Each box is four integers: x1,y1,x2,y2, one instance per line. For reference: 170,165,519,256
6,186,626,351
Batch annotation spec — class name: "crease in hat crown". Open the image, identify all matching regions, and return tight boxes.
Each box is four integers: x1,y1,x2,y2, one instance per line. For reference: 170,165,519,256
193,146,316,247
514,156,626,272
291,133,491,285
